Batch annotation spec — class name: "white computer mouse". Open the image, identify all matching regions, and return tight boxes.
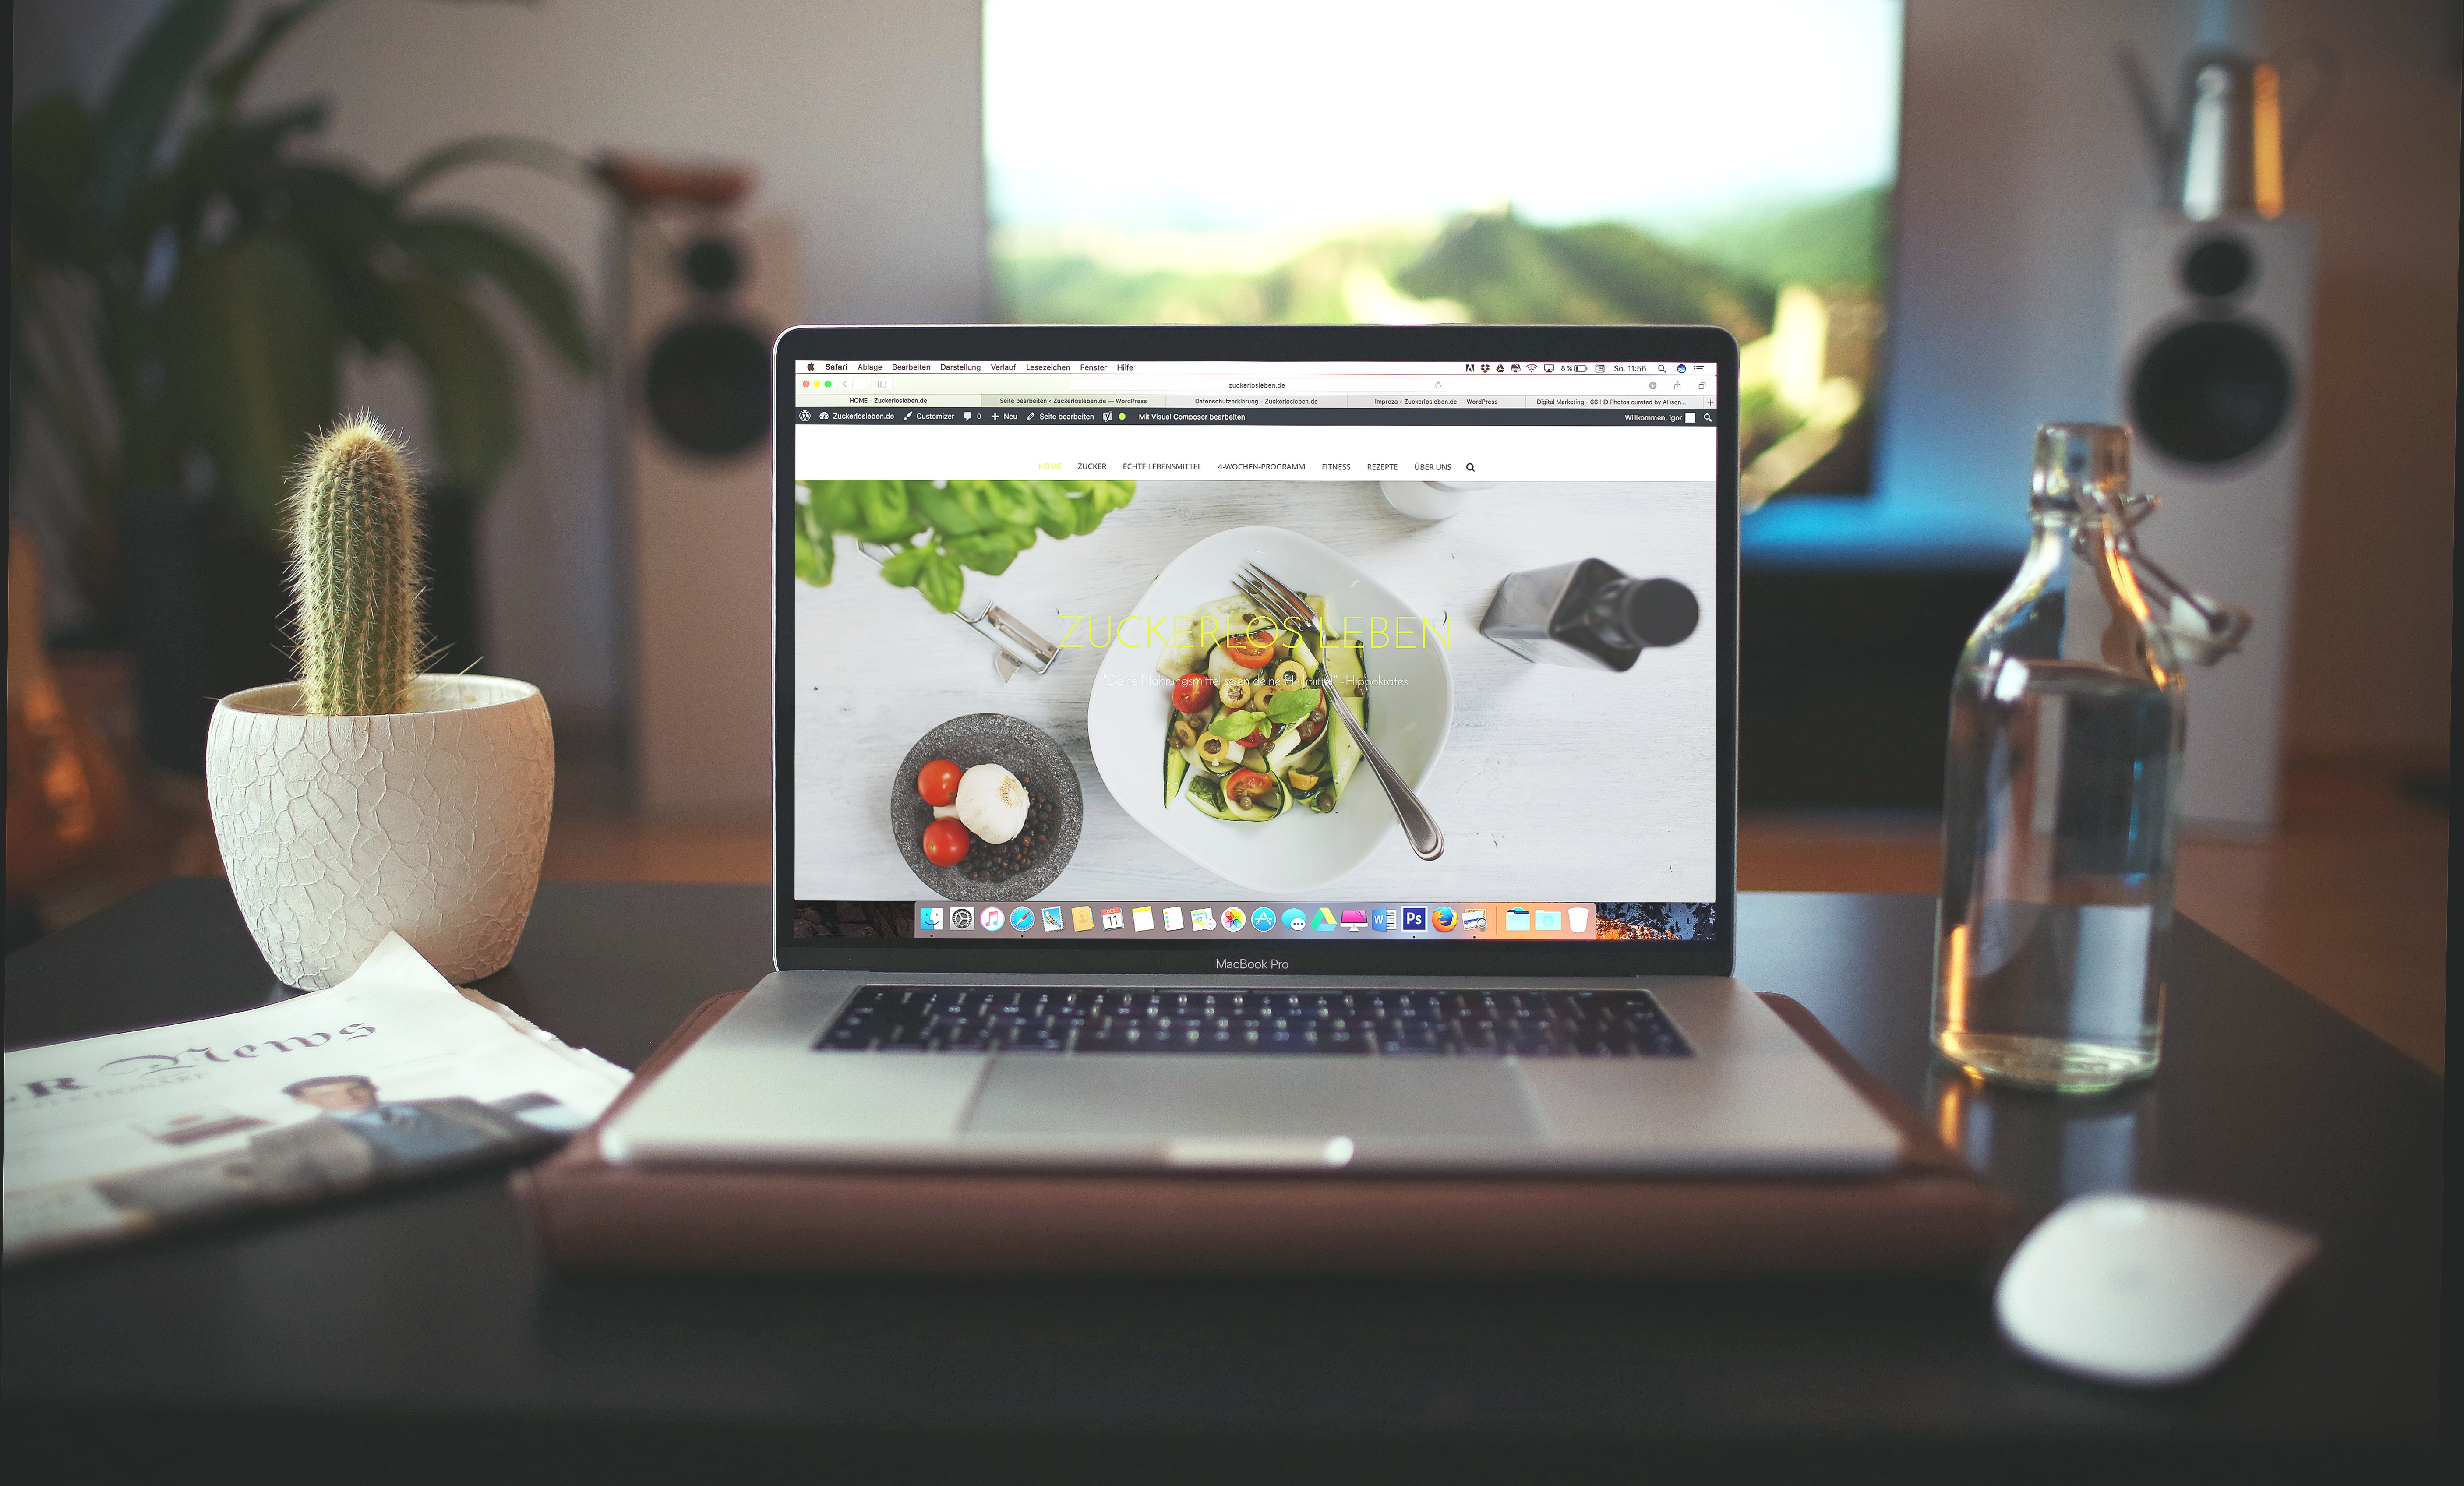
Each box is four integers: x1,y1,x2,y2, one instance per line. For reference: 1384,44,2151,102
1995,1192,2319,1388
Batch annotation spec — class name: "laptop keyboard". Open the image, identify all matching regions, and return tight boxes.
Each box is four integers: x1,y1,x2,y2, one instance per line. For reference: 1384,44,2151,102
816,987,1692,1058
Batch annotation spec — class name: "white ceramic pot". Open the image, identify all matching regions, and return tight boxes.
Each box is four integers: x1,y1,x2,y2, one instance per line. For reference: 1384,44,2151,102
205,675,554,989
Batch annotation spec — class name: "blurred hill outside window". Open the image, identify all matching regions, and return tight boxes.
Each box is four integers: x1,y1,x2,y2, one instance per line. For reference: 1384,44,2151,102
985,0,1904,503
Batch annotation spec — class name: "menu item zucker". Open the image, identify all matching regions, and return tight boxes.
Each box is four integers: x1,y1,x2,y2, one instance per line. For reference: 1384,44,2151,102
1157,595,1366,821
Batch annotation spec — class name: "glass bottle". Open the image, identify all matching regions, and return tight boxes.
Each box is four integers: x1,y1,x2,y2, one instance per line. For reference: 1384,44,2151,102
1933,424,2186,1092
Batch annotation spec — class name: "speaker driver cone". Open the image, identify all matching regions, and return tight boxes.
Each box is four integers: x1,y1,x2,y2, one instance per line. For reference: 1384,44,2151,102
2129,318,2294,467
643,318,770,457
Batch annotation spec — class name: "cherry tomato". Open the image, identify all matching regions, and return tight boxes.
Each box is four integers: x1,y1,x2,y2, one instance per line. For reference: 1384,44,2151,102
1222,631,1275,669
1236,728,1266,749
1224,768,1276,810
922,816,971,865
917,758,963,807
1296,705,1326,745
1172,673,1215,713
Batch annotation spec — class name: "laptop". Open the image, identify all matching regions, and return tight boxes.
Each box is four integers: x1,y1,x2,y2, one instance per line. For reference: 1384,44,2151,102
602,325,1901,1175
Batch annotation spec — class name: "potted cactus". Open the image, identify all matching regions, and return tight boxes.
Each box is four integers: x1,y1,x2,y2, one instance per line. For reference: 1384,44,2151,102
205,419,553,989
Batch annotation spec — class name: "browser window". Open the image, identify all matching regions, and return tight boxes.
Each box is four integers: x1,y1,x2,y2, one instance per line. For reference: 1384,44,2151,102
788,357,1723,948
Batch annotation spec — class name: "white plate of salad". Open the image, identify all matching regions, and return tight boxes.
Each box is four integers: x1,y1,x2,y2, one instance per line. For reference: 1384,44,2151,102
1087,525,1452,894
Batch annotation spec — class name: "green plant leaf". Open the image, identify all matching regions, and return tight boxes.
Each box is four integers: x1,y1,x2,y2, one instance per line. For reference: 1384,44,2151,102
200,0,338,118
1031,479,1136,538
91,0,232,222
1031,484,1083,537
914,480,990,537
10,96,96,259
793,511,832,587
1264,686,1319,725
390,272,517,491
977,480,1039,527
111,99,330,261
793,478,1134,613
1207,710,1265,739
396,212,592,373
801,478,859,533
264,164,403,354
876,543,932,589
392,134,598,200
160,229,339,535
917,548,966,613
851,480,914,542
945,529,1027,576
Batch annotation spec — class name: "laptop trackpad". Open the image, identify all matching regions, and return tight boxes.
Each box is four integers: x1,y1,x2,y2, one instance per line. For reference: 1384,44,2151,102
964,1059,1536,1140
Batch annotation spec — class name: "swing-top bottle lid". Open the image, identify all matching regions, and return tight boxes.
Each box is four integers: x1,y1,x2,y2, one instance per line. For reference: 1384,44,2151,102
2032,423,2132,513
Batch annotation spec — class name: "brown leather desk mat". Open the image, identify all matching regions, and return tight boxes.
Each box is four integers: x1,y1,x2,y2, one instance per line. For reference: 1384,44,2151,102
516,991,2010,1277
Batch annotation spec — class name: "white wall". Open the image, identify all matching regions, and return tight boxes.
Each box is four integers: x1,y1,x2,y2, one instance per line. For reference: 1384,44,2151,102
2259,0,2457,753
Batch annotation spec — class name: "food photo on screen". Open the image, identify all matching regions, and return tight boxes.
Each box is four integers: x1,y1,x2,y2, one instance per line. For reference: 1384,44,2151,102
786,473,1718,939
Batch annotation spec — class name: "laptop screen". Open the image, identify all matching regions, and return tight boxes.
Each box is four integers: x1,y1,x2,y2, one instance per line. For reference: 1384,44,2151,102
776,328,1734,974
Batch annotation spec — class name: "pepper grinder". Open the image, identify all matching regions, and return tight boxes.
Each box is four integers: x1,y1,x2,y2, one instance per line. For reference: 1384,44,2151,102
1480,559,1698,671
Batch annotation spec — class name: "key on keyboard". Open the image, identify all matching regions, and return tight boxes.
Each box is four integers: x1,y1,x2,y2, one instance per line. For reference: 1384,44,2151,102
815,987,1691,1057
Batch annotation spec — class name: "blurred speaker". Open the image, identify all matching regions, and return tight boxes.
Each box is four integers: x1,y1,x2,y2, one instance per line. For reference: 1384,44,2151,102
616,190,798,812
2112,212,2314,832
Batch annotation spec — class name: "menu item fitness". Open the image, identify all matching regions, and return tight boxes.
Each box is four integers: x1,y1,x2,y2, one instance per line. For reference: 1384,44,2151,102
1159,594,1366,822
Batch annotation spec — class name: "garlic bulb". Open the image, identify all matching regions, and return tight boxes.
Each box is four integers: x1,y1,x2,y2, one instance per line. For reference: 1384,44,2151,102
953,763,1029,843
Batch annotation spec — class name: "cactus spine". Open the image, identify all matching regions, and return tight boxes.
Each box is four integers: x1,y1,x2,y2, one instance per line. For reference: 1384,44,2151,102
291,417,424,716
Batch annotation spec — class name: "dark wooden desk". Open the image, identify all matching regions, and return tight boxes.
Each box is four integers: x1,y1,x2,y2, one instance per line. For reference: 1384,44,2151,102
4,882,2439,1481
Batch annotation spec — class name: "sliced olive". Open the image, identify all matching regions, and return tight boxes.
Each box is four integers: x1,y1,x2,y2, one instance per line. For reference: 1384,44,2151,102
1220,677,1253,709
1273,659,1306,688
1171,720,1198,750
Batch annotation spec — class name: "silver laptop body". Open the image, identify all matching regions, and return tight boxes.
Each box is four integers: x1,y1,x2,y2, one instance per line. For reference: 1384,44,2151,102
603,325,1901,1176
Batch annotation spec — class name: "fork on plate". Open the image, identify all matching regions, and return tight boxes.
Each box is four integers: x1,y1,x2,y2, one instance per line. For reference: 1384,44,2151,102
1232,562,1444,861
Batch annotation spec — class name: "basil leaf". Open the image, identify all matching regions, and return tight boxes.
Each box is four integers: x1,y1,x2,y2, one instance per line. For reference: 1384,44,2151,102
1263,686,1318,724
853,480,912,541
946,529,1027,575
792,512,833,586
801,478,860,533
918,548,966,613
1206,710,1264,739
876,544,932,588
791,478,1137,604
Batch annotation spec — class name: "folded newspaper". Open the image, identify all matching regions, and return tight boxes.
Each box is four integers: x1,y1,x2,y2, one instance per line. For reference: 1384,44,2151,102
3,932,630,1265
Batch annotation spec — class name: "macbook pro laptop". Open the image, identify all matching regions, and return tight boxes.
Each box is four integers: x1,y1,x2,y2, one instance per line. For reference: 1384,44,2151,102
602,325,1901,1175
